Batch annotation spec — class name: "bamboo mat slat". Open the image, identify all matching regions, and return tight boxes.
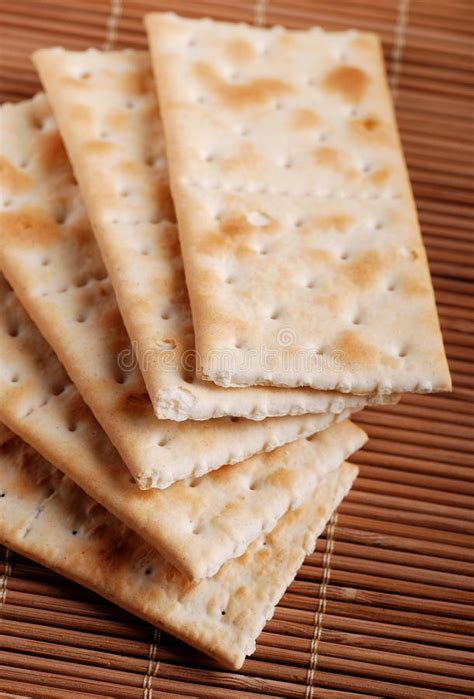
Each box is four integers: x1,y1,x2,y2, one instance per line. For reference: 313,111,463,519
0,0,473,696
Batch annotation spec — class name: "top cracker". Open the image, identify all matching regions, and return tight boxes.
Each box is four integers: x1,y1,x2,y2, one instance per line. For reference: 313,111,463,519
146,13,451,395
31,49,392,422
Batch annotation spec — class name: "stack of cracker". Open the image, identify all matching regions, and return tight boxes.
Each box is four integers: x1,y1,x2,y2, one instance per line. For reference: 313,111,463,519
0,12,450,669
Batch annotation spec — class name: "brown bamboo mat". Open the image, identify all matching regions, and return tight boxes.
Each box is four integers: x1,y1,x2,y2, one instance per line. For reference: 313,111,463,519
0,0,473,696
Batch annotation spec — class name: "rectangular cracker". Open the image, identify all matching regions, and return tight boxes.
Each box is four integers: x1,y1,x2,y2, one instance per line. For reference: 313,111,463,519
0,272,366,579
31,48,396,420
0,423,13,447
0,435,357,669
1,96,354,492
145,12,451,395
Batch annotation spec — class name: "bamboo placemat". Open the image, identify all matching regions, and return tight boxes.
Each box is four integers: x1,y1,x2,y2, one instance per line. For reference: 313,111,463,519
0,0,473,696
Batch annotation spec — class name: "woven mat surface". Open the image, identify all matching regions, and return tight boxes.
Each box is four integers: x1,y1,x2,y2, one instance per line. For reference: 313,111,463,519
0,1,473,697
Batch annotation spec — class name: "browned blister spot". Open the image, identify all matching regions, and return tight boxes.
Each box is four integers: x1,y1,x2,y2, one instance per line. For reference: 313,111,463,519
230,210,278,239
84,140,117,156
221,214,255,237
0,207,61,246
313,147,357,180
194,62,293,108
116,69,153,96
291,108,320,130
197,295,248,337
362,116,378,131
205,598,221,616
105,110,129,131
67,104,92,124
368,167,391,186
278,33,296,50
400,275,430,296
334,330,379,368
221,142,261,172
350,116,392,146
313,146,343,170
313,214,354,232
266,467,298,489
198,225,257,258
344,249,383,289
0,157,31,194
351,34,377,52
322,66,370,102
226,39,256,62
118,159,142,176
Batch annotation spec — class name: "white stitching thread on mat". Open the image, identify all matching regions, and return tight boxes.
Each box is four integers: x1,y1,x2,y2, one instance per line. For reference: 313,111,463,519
389,0,411,99
254,0,268,27
0,548,12,610
142,627,161,699
304,513,338,698
103,0,122,50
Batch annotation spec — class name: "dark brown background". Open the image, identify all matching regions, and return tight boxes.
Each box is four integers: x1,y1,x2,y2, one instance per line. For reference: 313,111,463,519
0,1,473,696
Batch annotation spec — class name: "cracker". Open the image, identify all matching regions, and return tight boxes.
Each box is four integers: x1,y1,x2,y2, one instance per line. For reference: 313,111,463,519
0,272,366,579
0,423,13,447
0,435,357,669
1,96,356,492
145,12,451,395
31,48,395,420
